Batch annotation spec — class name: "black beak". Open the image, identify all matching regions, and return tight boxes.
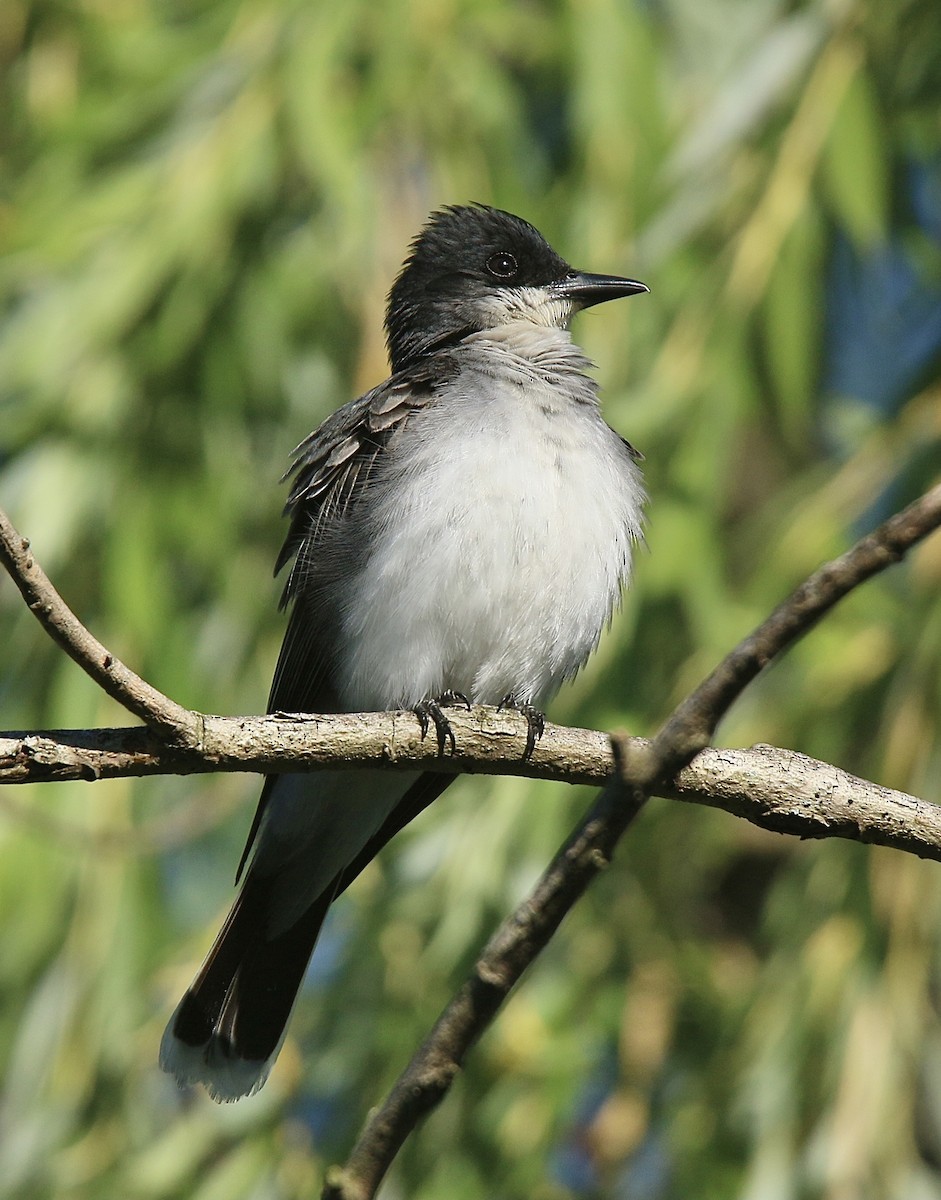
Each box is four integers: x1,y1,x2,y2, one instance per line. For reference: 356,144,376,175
553,270,649,310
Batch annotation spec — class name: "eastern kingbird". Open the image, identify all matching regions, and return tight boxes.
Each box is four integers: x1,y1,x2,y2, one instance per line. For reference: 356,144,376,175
160,204,648,1101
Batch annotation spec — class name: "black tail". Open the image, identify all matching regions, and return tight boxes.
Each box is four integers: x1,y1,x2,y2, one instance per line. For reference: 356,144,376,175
160,770,452,1101
160,871,334,1100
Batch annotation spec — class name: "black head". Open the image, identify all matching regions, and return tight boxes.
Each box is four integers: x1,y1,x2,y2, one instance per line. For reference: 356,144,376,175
385,204,647,372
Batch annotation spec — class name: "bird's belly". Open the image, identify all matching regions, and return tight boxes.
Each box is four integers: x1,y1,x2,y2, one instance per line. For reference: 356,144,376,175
334,392,639,712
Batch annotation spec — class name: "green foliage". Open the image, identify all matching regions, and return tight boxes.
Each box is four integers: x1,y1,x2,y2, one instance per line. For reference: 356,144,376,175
1,0,940,1196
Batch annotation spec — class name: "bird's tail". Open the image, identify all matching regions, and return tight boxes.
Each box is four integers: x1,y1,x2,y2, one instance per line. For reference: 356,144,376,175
159,869,334,1102
160,768,449,1101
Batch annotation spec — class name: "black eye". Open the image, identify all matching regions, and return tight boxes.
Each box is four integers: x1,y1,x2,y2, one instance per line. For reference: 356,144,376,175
486,251,518,280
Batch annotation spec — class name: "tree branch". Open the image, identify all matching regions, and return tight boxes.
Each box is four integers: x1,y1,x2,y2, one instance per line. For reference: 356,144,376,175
322,481,941,1200
0,509,201,747
0,709,607,786
2,721,939,862
649,483,941,782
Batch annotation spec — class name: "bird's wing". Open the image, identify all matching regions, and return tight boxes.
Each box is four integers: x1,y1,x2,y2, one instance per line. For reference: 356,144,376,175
269,366,444,716
235,366,448,883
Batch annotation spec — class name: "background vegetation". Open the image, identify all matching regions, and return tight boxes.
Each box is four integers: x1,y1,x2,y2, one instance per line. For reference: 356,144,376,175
1,0,940,1195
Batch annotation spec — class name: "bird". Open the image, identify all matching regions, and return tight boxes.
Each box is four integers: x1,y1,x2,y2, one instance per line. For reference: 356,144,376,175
159,203,648,1102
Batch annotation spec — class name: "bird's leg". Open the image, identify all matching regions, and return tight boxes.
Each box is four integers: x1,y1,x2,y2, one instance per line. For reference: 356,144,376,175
413,690,471,756
497,694,546,760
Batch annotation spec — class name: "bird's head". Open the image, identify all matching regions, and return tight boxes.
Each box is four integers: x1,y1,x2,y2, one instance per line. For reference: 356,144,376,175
385,204,647,372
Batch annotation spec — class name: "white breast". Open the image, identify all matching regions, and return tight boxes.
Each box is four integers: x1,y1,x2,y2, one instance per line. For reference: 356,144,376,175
334,327,645,711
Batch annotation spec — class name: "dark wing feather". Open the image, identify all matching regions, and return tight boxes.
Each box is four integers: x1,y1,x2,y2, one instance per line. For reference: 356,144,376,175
268,369,442,716
618,434,644,463
333,772,453,898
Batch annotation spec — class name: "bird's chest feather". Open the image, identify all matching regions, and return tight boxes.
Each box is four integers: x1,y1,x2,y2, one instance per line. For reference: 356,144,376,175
335,370,643,711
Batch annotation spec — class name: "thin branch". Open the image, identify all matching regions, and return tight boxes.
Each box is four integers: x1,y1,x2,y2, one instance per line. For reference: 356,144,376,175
666,743,941,854
0,709,608,786
323,481,941,1200
649,483,941,782
2,722,940,862
0,509,201,747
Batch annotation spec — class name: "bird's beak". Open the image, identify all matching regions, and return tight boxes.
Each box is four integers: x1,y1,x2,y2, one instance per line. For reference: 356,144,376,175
553,270,649,310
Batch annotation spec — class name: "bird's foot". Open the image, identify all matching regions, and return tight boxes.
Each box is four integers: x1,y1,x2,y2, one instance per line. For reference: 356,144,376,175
497,694,546,760
414,691,471,756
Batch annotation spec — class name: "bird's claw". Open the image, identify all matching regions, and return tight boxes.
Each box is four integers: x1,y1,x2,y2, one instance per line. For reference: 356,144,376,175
497,694,545,760
414,692,468,755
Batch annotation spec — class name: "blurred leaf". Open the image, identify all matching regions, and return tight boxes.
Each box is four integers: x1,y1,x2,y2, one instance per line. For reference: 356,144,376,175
762,205,826,439
822,63,890,247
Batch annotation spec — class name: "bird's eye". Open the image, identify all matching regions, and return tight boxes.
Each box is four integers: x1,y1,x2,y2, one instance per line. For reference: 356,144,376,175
486,251,518,280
